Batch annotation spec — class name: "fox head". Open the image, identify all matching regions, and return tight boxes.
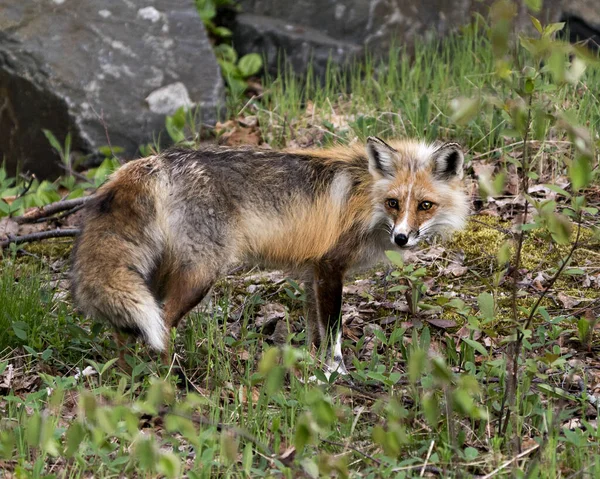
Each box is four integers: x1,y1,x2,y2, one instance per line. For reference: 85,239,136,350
366,136,469,248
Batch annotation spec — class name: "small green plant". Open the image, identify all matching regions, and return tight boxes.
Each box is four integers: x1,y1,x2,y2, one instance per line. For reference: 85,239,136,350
214,44,263,100
85,146,122,188
195,0,235,39
42,129,73,178
0,167,61,218
139,107,207,156
385,250,430,315
451,0,598,463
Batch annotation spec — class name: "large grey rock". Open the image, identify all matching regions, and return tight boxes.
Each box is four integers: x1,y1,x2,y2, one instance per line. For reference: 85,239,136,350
233,13,362,78
0,0,224,179
232,0,600,76
232,0,490,76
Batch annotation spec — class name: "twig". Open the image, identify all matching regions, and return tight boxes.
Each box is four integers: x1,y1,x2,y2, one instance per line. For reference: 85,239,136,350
17,175,36,199
237,90,268,117
90,105,123,164
564,464,594,479
420,440,435,477
522,214,583,332
523,401,565,478
166,410,274,457
480,444,539,479
14,197,90,224
320,438,381,466
391,463,444,475
0,229,80,249
500,94,533,445
470,139,573,160
33,203,87,224
56,163,89,182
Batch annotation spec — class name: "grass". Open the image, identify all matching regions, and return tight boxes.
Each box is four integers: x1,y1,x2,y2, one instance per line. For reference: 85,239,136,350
244,19,600,164
1,15,600,479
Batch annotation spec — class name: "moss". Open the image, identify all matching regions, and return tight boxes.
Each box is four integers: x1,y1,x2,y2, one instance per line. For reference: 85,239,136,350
448,216,509,264
10,239,74,266
428,215,599,328
448,216,598,273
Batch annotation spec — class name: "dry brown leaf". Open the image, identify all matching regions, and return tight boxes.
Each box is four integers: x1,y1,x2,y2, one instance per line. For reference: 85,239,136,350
557,292,581,309
426,318,457,329
0,218,18,239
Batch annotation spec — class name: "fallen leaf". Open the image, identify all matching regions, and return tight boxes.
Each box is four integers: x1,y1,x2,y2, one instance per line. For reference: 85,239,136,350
0,218,18,239
426,318,457,329
557,292,581,309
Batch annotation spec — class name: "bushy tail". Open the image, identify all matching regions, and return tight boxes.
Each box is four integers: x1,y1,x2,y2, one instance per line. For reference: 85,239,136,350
72,264,168,351
71,158,169,351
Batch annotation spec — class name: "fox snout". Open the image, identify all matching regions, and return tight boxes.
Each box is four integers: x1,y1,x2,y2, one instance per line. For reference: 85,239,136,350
391,227,419,248
394,232,409,247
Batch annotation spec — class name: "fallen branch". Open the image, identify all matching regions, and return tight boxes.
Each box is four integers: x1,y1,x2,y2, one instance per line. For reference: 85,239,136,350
480,444,539,479
0,229,80,249
320,438,382,466
14,197,91,224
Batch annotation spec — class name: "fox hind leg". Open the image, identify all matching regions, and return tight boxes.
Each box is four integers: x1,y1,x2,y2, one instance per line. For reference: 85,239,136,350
161,267,218,362
303,269,322,350
312,262,348,377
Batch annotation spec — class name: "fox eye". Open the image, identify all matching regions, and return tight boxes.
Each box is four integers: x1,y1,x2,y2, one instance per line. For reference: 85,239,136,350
385,198,399,210
418,201,434,211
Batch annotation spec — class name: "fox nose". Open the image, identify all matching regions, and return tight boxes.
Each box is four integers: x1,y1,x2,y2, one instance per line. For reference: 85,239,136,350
394,234,409,246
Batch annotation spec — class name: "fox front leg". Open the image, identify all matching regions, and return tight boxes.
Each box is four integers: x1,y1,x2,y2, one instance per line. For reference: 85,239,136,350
313,262,348,376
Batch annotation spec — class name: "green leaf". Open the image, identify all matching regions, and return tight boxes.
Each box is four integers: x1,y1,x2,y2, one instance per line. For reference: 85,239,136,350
294,414,314,453
543,22,565,37
312,368,328,384
431,357,452,384
41,348,53,361
214,44,237,63
42,129,63,156
23,345,36,356
524,78,535,94
422,393,440,426
170,107,186,130
0,201,10,216
157,452,181,479
196,0,216,21
258,347,280,375
64,132,72,167
98,145,124,157
569,155,592,191
525,0,542,13
136,437,157,471
564,268,585,275
565,57,586,84
462,338,488,357
451,97,480,125
12,321,28,340
99,358,119,376
530,15,543,33
238,53,263,77
212,26,232,38
535,383,575,401
26,412,42,448
497,241,512,266
385,250,404,267
547,213,572,244
408,348,426,383
464,446,479,460
265,365,285,394
545,184,571,198
64,422,86,457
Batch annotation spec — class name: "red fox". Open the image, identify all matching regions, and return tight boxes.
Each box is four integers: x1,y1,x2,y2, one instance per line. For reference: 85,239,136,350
71,137,469,374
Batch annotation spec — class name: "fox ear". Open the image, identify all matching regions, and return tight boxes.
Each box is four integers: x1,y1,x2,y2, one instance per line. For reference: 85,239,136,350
432,143,464,180
366,136,397,179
